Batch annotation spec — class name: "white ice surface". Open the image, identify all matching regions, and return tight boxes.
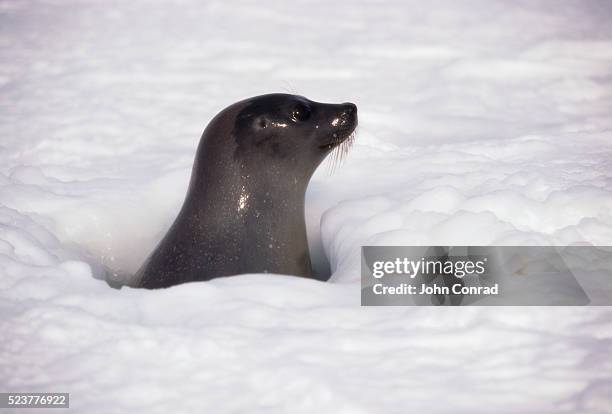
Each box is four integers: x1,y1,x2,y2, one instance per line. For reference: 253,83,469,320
2,0,612,413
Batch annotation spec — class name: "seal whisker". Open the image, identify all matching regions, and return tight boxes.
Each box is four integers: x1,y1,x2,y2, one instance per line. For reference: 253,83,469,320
328,142,338,175
326,127,357,175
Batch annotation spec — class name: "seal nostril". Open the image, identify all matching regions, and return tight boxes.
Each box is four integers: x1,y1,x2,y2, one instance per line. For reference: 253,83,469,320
338,103,357,124
342,103,357,115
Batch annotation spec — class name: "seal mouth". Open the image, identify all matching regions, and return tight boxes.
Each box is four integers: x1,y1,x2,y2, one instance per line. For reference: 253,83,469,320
318,125,357,149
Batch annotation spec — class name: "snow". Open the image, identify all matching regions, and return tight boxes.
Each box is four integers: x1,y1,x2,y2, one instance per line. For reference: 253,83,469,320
1,0,612,412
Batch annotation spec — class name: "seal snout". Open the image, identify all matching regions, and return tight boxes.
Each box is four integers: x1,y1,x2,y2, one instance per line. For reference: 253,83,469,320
330,102,357,133
335,102,358,138
318,102,358,150
339,103,357,127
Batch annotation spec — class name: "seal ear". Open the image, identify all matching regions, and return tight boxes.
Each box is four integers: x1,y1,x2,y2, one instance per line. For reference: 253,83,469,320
234,112,272,152
254,116,268,130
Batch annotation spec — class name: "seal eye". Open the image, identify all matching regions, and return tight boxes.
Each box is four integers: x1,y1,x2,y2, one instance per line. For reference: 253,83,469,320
291,104,311,122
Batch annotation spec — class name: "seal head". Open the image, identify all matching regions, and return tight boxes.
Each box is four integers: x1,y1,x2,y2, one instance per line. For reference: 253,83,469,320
134,94,357,288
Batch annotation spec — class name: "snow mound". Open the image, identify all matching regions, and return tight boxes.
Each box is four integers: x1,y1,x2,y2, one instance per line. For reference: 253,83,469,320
1,1,612,413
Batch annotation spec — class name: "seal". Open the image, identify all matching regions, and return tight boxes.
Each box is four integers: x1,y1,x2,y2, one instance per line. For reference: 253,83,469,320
133,93,357,289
